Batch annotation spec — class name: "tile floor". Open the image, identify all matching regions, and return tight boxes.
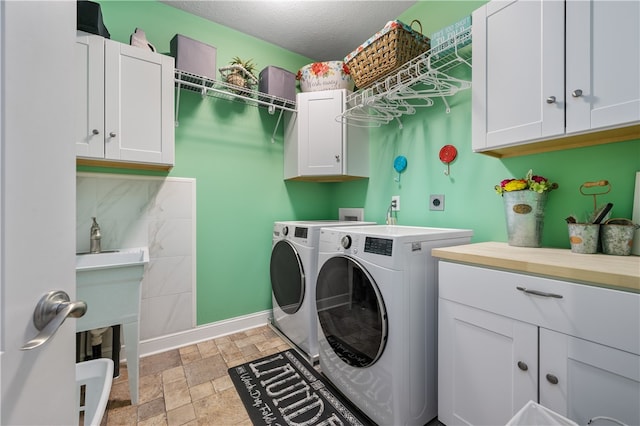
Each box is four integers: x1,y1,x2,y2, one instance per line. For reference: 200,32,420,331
102,325,291,426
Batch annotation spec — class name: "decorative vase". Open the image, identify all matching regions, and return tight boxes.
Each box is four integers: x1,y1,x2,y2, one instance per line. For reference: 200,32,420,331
502,191,548,247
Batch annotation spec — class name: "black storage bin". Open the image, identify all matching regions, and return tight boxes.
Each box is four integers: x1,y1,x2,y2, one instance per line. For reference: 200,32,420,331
77,0,110,38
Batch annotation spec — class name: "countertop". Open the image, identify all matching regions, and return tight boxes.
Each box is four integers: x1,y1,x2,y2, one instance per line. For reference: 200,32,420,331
432,242,640,292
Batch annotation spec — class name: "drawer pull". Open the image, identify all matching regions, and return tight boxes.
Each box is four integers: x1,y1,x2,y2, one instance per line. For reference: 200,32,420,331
516,286,563,299
546,373,559,385
517,361,528,371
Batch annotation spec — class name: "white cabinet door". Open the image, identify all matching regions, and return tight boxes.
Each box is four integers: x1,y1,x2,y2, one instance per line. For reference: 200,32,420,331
104,40,174,165
284,88,368,181
297,89,344,176
566,0,640,134
438,299,538,426
75,33,104,158
540,329,640,426
472,0,565,150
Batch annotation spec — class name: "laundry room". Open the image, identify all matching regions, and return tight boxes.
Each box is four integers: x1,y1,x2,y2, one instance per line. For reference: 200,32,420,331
1,0,638,425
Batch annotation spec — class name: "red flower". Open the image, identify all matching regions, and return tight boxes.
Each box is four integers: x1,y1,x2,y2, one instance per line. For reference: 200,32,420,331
310,62,330,77
342,63,350,75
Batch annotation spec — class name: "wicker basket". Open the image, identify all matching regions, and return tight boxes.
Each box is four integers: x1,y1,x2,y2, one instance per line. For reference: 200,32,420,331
345,20,430,89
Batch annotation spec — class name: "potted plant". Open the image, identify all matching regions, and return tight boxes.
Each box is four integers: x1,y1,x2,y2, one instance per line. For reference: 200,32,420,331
219,57,259,93
495,169,558,247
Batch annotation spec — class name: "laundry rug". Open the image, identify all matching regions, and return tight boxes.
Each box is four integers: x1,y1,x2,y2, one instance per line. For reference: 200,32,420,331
228,349,370,426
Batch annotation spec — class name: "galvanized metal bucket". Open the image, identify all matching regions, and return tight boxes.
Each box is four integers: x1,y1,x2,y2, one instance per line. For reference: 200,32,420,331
601,218,639,256
503,191,548,247
567,223,599,254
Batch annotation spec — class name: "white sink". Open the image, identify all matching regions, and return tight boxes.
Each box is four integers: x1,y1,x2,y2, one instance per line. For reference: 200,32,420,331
76,247,149,271
75,245,148,405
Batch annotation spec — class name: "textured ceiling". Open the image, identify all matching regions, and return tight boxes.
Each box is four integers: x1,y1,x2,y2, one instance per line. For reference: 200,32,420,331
160,1,417,61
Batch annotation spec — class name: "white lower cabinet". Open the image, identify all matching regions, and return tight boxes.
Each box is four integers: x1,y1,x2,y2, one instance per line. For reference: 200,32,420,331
438,261,640,426
284,89,368,181
76,32,175,168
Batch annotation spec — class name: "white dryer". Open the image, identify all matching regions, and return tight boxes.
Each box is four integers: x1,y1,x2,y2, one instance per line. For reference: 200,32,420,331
270,220,374,362
315,225,473,425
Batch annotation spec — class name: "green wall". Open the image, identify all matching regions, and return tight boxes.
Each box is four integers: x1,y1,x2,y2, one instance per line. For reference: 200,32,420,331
87,1,640,328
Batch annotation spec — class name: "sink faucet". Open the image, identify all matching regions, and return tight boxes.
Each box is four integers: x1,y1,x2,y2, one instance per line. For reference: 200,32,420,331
90,217,102,253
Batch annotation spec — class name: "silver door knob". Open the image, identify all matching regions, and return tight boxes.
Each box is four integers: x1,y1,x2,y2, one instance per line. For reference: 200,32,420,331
21,290,87,350
109,132,117,138
572,89,583,97
92,129,100,135
517,361,529,371
335,155,341,162
546,96,557,104
546,373,559,385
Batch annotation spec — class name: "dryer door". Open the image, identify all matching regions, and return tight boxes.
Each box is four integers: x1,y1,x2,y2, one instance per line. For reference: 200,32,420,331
316,256,388,368
270,240,305,315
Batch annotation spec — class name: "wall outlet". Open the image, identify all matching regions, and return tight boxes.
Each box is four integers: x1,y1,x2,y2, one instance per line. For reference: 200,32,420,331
391,195,400,211
430,194,444,211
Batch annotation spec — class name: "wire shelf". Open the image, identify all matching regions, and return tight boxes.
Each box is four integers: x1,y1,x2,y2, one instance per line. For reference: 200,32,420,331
174,69,296,114
340,27,472,128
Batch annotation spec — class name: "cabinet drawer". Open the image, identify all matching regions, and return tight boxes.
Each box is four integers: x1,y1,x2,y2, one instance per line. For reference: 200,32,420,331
439,261,640,354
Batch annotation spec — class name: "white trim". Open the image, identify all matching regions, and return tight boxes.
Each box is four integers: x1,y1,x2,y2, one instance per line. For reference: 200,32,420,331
137,310,272,358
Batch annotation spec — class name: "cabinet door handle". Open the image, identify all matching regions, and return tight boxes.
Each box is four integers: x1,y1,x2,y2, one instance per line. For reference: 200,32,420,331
516,286,563,299
92,129,100,135
517,361,528,371
572,89,583,97
546,96,557,104
335,155,340,162
546,373,559,385
109,132,117,138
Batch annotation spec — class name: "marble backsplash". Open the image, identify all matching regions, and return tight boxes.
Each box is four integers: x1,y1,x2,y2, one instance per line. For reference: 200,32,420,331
76,172,196,341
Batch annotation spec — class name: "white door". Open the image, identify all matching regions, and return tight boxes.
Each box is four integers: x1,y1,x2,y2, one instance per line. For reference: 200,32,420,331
298,89,344,176
104,40,175,165
540,329,640,426
75,33,106,159
471,0,565,150
438,299,538,426
565,0,640,133
1,1,77,425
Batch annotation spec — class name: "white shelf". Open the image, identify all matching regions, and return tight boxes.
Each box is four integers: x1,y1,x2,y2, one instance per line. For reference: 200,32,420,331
174,69,296,142
340,27,472,128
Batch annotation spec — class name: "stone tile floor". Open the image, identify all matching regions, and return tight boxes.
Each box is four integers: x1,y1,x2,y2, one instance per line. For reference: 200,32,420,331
102,325,291,425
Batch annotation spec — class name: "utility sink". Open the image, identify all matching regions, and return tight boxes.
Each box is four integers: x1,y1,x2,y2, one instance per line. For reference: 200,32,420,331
75,246,148,405
76,247,149,271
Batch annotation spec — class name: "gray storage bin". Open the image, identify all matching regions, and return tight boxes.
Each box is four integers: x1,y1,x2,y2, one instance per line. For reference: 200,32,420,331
170,34,217,81
258,66,296,103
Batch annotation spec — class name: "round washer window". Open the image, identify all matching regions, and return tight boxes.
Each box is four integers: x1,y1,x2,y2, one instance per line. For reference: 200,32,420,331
270,240,305,315
316,256,387,368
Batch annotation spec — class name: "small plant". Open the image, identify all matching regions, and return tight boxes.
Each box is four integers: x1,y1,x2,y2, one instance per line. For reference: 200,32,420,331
495,169,558,195
220,56,259,92
229,57,257,78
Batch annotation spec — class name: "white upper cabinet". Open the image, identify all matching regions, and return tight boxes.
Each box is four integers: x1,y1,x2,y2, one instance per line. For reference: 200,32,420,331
284,89,368,181
472,0,640,155
76,33,175,169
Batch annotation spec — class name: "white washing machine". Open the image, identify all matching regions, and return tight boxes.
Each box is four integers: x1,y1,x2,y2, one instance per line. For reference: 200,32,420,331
270,220,375,362
315,225,473,425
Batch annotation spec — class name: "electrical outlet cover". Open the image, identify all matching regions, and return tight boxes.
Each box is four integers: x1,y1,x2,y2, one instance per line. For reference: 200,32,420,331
430,194,444,211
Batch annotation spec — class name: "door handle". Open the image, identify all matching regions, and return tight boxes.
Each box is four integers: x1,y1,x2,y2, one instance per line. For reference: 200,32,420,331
21,290,87,350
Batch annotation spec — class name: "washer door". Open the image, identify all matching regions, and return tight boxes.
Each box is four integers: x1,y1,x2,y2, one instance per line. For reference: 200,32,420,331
316,256,388,368
270,240,305,315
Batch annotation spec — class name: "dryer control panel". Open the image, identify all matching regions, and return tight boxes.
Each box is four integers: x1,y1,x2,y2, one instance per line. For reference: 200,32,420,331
364,237,393,256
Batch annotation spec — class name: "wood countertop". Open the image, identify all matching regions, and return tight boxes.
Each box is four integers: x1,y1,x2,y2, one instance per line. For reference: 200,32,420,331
432,242,640,292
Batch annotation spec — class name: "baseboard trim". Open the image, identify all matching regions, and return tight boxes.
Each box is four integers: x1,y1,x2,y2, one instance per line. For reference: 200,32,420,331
137,310,272,358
